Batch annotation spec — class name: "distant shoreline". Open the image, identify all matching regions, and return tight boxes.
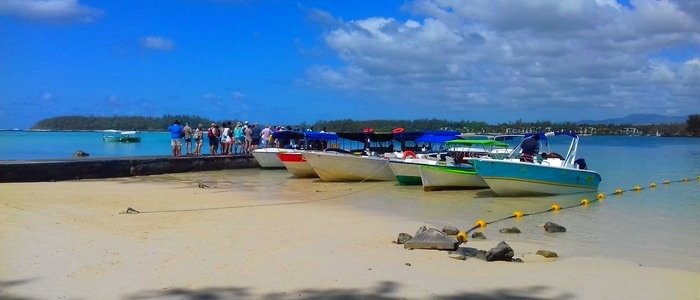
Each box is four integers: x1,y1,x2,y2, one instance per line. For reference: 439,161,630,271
1,129,696,138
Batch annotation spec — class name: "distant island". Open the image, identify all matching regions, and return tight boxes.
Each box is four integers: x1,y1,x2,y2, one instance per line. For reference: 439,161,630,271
30,114,699,137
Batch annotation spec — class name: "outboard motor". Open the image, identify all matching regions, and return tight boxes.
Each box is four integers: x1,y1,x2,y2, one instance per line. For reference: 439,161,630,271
574,158,587,170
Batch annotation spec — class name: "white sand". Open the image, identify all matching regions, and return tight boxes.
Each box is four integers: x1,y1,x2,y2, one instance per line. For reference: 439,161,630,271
1,177,698,299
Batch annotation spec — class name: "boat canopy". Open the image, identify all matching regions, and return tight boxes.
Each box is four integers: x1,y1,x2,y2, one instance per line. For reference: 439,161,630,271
524,131,578,140
272,131,305,140
416,134,461,143
445,139,509,148
396,130,461,142
336,132,394,142
304,132,338,140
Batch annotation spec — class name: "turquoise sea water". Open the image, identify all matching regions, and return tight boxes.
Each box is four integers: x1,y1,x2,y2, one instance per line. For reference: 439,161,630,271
1,131,699,271
0,131,173,161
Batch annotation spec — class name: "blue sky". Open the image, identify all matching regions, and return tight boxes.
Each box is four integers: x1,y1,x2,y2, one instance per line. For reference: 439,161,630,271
1,0,699,129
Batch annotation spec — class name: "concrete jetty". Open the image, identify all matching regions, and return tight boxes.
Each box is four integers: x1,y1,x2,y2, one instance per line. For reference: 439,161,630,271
0,155,260,182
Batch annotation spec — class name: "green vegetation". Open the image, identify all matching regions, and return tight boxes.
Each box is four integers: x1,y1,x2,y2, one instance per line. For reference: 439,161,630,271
32,115,217,131
31,115,696,136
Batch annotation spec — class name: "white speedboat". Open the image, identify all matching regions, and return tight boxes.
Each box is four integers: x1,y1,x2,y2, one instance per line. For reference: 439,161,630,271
388,157,442,185
473,132,602,196
419,164,488,191
278,152,317,178
416,139,509,191
303,151,396,182
252,148,293,168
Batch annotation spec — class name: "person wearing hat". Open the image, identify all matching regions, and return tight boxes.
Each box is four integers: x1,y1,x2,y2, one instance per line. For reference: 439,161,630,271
193,124,204,156
207,122,220,155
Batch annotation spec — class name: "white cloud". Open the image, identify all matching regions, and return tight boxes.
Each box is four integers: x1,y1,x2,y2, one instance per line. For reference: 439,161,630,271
0,0,102,23
304,0,700,119
140,36,175,51
41,92,54,101
231,91,245,100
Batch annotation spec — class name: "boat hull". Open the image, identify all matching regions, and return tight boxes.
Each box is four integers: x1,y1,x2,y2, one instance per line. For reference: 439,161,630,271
473,159,602,196
303,152,395,182
419,165,488,191
388,159,440,185
278,152,317,178
252,148,291,168
103,136,141,143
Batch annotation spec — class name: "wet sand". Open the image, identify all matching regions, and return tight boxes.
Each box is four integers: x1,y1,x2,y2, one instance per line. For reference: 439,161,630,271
1,171,698,299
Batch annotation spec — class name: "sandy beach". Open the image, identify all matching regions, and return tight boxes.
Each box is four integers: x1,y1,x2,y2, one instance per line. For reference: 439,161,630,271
1,171,698,299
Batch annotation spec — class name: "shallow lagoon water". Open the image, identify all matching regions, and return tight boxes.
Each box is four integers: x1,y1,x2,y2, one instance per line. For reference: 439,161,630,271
3,132,699,271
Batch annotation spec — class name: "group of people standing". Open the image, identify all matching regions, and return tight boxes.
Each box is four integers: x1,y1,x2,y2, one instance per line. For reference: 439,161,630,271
167,120,205,157
205,121,271,155
168,119,313,157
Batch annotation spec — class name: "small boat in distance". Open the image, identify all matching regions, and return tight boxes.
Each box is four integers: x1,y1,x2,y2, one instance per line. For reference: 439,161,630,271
102,130,141,143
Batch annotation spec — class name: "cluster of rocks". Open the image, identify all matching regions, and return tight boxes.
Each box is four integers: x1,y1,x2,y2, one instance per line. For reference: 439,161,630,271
395,221,566,263
74,150,89,157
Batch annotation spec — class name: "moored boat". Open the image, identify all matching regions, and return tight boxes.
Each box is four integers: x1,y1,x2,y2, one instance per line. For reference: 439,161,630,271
278,151,317,177
388,158,441,185
388,130,460,185
303,151,395,182
252,147,294,168
252,131,305,168
102,130,141,143
419,164,488,191
473,131,602,196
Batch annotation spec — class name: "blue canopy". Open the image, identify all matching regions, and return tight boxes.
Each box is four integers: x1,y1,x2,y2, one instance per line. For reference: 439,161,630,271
272,131,305,140
416,134,461,143
304,132,338,140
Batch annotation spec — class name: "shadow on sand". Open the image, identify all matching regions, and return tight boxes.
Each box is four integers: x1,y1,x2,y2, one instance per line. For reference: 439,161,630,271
125,281,575,300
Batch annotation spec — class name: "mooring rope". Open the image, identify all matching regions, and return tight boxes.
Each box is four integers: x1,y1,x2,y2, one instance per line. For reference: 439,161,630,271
120,173,386,215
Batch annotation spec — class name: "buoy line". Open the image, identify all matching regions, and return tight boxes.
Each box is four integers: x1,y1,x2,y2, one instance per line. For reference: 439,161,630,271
461,175,699,236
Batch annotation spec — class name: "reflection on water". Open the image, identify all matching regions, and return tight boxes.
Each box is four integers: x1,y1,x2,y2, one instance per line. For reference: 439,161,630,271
140,166,699,272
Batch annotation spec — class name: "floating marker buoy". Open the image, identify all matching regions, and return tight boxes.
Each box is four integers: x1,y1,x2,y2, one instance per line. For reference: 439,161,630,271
476,220,487,228
663,180,671,184
597,193,605,201
633,185,642,191
456,231,468,243
580,198,590,205
513,211,523,218
696,176,700,180
649,182,657,188
614,189,624,194
550,204,561,211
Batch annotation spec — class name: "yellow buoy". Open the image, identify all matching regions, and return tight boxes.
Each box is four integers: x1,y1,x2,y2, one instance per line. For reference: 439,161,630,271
581,198,590,205
513,211,523,218
649,182,657,188
633,185,642,191
597,193,605,201
614,189,624,194
663,180,671,184
456,231,468,243
696,176,700,180
476,219,487,228
550,204,561,211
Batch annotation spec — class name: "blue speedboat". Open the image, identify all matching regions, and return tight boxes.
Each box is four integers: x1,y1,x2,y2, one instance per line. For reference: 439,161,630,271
472,131,602,196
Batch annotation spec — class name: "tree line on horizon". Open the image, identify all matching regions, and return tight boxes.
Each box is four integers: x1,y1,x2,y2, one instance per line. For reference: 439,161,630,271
31,114,699,136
